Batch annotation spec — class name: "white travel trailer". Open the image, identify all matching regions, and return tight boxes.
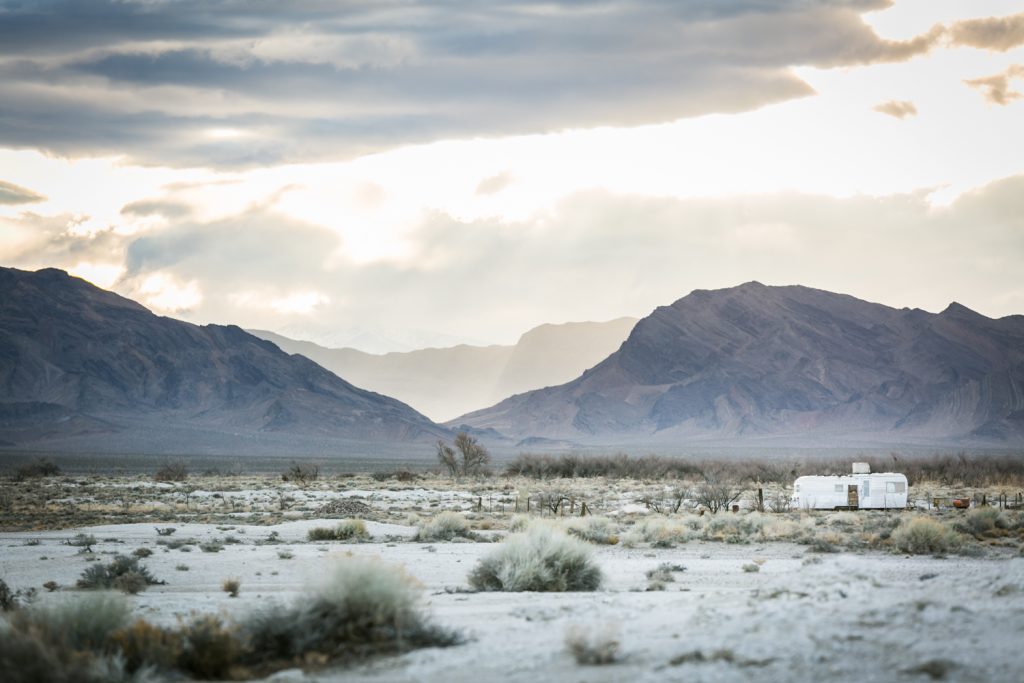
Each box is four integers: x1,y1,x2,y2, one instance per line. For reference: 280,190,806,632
791,465,908,510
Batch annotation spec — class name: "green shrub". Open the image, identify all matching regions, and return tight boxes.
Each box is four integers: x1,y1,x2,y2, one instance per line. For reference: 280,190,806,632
307,519,369,542
892,516,959,554
245,557,458,664
416,512,472,542
964,507,1001,535
78,555,163,590
468,527,603,592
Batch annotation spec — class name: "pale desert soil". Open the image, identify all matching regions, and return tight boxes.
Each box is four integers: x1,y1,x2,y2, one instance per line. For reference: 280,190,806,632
2,520,1022,683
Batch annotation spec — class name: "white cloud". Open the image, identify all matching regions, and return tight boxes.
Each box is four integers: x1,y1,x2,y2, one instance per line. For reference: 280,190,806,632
137,272,202,313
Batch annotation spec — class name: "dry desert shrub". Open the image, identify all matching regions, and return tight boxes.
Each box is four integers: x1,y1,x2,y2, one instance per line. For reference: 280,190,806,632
416,511,472,541
620,517,692,548
77,555,163,591
110,619,182,674
892,516,960,554
153,459,188,482
222,577,241,597
308,519,369,542
468,526,602,592
964,507,1002,535
282,461,319,486
566,516,619,545
703,512,773,543
245,556,458,664
12,457,61,481
565,624,621,665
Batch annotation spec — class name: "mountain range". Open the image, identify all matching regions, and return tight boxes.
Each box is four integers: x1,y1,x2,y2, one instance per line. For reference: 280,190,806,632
2,269,1022,457
0,267,446,455
250,317,637,422
453,282,1024,446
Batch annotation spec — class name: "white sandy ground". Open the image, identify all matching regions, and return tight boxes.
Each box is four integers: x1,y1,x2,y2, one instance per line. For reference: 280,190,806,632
2,521,1023,683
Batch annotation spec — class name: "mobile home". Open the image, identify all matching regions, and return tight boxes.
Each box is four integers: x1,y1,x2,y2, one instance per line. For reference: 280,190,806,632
791,465,908,510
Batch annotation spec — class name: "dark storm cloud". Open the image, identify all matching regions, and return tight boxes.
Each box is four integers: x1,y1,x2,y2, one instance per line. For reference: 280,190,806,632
0,0,942,167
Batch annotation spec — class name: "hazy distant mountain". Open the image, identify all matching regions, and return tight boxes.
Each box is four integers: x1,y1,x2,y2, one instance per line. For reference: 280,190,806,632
271,323,488,354
251,317,638,422
0,267,448,455
452,283,1024,446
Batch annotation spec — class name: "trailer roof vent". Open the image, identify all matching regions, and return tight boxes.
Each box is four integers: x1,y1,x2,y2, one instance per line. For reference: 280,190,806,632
852,462,870,474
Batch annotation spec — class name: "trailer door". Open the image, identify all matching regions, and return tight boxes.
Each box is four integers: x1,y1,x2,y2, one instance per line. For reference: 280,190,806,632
847,485,859,509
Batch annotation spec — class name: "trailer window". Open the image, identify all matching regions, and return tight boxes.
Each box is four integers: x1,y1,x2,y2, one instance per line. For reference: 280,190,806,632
886,482,906,493
834,485,844,493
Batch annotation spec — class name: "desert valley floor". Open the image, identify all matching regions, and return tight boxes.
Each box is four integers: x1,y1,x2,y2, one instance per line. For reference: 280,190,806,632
2,472,1023,682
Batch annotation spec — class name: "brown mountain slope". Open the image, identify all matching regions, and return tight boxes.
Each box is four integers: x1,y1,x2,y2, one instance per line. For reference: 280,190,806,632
0,267,448,455
451,283,1024,446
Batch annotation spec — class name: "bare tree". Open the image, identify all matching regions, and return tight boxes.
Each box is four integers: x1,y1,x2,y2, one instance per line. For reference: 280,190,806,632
641,486,691,514
693,470,743,513
282,462,319,487
437,440,459,477
154,459,188,482
455,432,490,476
437,433,491,478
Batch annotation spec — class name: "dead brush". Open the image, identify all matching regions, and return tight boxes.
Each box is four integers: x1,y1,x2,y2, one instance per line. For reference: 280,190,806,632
222,577,241,597
565,624,621,665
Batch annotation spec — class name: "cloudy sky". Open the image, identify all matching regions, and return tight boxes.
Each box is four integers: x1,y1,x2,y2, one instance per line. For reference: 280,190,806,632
1,0,1022,352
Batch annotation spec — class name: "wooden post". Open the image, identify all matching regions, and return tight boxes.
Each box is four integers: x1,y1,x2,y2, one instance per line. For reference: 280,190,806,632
757,488,764,512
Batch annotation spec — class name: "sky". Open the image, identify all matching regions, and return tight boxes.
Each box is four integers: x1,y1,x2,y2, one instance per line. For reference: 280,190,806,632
1,0,1023,352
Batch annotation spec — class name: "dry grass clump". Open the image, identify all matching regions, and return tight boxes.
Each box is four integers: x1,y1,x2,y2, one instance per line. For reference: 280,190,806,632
77,555,163,592
566,516,619,545
468,526,603,592
565,624,621,665
416,511,473,542
245,556,458,664
892,516,960,555
307,519,370,542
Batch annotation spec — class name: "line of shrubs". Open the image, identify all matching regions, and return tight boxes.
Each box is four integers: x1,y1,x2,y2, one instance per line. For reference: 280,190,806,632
0,557,458,683
505,452,1024,486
